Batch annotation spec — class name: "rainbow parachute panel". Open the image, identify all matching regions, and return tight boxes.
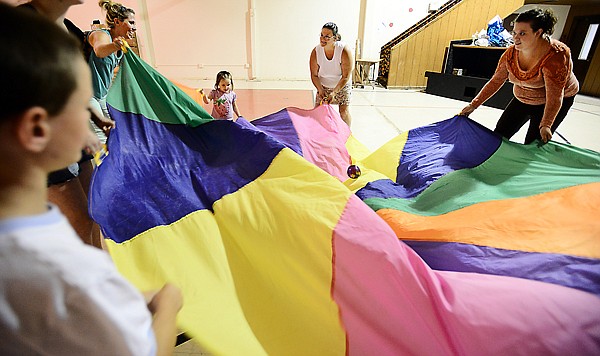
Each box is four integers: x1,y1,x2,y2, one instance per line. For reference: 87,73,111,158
89,50,600,355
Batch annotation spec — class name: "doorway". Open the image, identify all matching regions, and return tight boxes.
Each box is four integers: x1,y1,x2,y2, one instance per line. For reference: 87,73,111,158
568,15,600,88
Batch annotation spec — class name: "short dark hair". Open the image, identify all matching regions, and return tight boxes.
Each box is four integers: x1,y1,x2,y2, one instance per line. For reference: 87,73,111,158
0,4,82,122
516,8,558,36
323,22,341,41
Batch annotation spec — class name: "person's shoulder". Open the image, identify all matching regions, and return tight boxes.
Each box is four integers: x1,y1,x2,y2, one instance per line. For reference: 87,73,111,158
0,209,115,287
88,28,109,34
541,39,571,69
0,248,153,354
0,214,119,312
88,28,111,40
337,41,353,55
4,229,116,287
549,38,571,56
0,211,154,354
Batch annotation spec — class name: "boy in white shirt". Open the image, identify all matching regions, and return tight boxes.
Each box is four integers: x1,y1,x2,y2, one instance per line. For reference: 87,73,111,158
0,5,182,355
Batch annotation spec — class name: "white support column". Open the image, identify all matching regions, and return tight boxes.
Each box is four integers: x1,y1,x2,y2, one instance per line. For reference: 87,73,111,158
135,0,156,67
247,0,257,80
358,0,369,59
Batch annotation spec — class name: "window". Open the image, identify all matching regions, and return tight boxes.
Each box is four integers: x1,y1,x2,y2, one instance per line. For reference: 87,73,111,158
578,24,599,60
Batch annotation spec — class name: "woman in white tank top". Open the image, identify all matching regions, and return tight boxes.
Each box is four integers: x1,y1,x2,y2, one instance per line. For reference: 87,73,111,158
309,22,354,126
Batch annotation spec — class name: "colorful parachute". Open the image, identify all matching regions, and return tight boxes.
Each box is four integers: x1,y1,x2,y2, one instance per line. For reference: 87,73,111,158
89,50,600,355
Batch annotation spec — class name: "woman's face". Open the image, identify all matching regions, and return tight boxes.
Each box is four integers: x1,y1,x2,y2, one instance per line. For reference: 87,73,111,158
512,21,543,51
319,28,334,47
115,14,136,39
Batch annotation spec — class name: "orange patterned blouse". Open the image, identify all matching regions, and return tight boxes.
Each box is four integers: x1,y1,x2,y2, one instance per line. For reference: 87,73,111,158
471,39,579,128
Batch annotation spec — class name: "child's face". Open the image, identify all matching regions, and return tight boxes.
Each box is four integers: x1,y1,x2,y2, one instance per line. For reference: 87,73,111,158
46,59,93,169
218,78,232,93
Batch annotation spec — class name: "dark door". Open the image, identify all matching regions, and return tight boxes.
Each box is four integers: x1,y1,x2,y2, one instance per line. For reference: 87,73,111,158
567,15,600,84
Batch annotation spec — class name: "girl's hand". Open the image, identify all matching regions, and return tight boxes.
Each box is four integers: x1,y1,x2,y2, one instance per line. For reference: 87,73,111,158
459,104,475,117
540,126,552,143
112,36,127,52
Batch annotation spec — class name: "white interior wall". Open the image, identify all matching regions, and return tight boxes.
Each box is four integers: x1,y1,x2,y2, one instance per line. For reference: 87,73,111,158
145,0,249,80
67,0,250,80
67,0,362,81
65,1,572,82
66,0,414,82
254,1,360,80
361,1,432,60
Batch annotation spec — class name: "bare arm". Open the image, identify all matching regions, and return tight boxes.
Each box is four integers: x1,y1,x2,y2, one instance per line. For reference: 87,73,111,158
147,283,183,356
89,106,115,137
539,51,571,133
232,100,241,120
460,50,510,116
198,89,210,104
309,48,324,96
333,44,353,93
89,30,125,59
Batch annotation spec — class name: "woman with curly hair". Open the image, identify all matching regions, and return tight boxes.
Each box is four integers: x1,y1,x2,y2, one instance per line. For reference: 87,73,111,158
87,0,136,136
460,8,579,144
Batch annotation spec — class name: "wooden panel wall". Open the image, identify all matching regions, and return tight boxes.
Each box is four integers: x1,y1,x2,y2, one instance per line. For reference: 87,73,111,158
387,0,524,88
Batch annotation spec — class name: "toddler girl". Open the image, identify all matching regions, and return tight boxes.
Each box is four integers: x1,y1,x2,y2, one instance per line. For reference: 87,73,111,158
200,71,241,121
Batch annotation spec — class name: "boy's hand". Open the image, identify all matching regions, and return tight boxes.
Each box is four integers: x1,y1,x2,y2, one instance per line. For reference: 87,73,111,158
147,283,183,315
89,107,115,137
83,131,102,155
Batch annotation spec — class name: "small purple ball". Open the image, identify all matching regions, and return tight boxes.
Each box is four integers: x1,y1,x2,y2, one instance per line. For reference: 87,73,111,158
347,165,361,179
